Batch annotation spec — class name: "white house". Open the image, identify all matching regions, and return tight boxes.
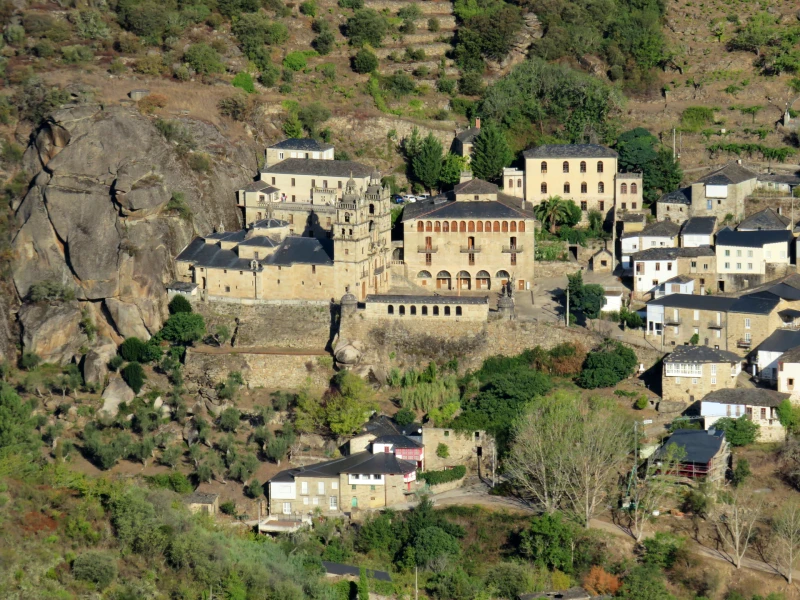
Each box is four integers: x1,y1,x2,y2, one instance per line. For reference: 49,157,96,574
716,227,792,275
620,232,640,270
680,216,716,248
752,329,800,383
632,247,715,299
700,388,789,442
654,275,695,299
778,345,800,398
640,220,681,249
602,290,623,313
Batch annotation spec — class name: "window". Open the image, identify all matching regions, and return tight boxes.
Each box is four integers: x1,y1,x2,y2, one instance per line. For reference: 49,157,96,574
694,310,699,321
748,263,753,270
711,377,717,385
422,306,428,315
541,161,547,173
621,203,627,210
291,178,296,187
766,250,772,259
399,305,405,316
456,306,462,316
632,202,637,209
444,306,451,316
508,179,513,189
790,378,795,389
562,161,569,173
725,262,730,269
725,250,730,256
388,305,394,315
747,250,753,257
370,485,376,491
667,262,673,271
283,502,291,515
736,263,742,270
330,496,338,509
621,183,627,194
410,305,417,316
564,183,571,193
581,182,587,193
323,180,328,188
540,183,547,194
332,481,338,490
597,161,604,173
598,182,605,193
655,263,661,271
338,181,342,189
761,407,767,420
311,179,315,188
580,200,587,210
301,482,308,495
444,430,450,437
736,249,742,257
318,482,325,495
312,497,319,505
745,318,750,329
745,332,752,342
631,183,637,194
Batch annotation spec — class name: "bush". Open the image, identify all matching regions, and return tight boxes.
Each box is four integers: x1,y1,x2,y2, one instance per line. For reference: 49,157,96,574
232,72,255,93
299,0,317,16
313,29,336,55
642,532,685,569
220,501,236,515
428,18,440,32
436,443,449,458
259,65,281,87
246,479,264,498
20,352,41,371
184,43,225,75
346,9,388,47
283,52,308,71
188,153,211,173
732,457,752,486
33,40,55,58
634,396,648,410
338,0,364,8
160,312,206,344
219,407,241,432
418,465,466,485
61,45,94,64
714,416,759,446
121,362,146,394
395,407,415,426
352,48,378,74
459,70,484,96
134,55,166,76
681,106,716,132
385,71,416,97
436,77,456,94
145,472,194,493
119,337,148,362
577,342,638,389
319,63,336,81
28,280,75,303
72,551,117,589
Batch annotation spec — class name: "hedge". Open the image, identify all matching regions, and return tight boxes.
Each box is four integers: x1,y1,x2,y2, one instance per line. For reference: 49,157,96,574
418,465,466,486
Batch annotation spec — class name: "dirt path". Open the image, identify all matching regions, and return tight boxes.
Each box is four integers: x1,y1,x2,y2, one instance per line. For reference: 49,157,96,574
191,345,329,356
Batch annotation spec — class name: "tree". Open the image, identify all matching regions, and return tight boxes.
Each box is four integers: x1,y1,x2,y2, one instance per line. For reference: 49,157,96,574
358,567,369,600
777,398,800,435
266,436,288,465
159,444,183,468
346,9,388,47
184,43,225,75
395,407,415,426
773,501,800,583
72,551,117,590
283,113,304,138
713,486,763,568
519,512,579,572
298,102,331,136
534,196,575,234
352,48,378,73
439,153,469,188
732,457,751,487
729,12,781,56
714,416,759,446
313,28,335,55
579,284,606,319
469,122,512,184
168,295,192,314
121,362,145,394
628,442,685,542
414,526,460,568
160,312,206,344
219,407,241,432
615,128,682,204
128,436,156,467
616,565,675,600
412,133,443,193
120,337,148,362
0,384,39,459
577,342,638,389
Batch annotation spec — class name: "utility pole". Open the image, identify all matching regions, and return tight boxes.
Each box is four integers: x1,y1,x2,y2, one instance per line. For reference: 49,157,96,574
672,128,676,159
565,285,570,327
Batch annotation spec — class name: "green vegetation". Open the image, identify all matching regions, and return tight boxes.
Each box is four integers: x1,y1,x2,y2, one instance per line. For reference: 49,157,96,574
418,465,466,485
616,128,683,204
120,361,145,393
567,271,606,320
576,341,638,389
714,416,760,446
470,122,513,184
352,48,378,73
184,43,225,75
681,106,717,132
232,71,255,93
534,196,581,235
346,9,389,47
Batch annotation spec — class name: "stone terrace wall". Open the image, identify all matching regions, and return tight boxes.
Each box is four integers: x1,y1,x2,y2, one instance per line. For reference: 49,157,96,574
192,302,334,350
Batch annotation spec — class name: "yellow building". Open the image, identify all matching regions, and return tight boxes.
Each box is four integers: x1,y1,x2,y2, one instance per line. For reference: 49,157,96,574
400,176,536,293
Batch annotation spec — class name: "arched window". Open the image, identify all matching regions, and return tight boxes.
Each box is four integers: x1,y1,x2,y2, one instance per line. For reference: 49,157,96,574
510,221,517,232
369,220,375,231
345,213,351,223
410,306,416,315
517,179,522,188
621,183,627,194
496,270,510,279
541,161,547,173
631,183,638,194
456,306,462,316
444,306,451,316
562,161,569,173
468,221,475,232
580,182,587,194
399,305,405,316
442,221,449,232
416,270,431,279
493,221,500,232
541,183,547,194
388,305,394,314
597,161,604,173
502,221,509,232
460,221,466,232
563,183,570,193
417,221,424,232
580,161,587,173
477,221,483,232
369,204,375,215
426,221,432,232
451,221,458,232
436,270,451,279
519,221,526,232
422,306,428,316
598,182,605,194
508,179,513,189
485,221,491,231
434,221,441,232
433,306,439,316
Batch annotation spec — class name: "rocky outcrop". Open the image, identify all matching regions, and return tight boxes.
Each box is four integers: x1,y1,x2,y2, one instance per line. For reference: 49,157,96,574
11,103,256,363
100,377,136,417
82,338,117,387
19,301,87,364
334,338,363,366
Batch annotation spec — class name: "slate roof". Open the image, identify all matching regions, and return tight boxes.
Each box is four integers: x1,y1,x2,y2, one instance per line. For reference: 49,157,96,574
619,212,647,223
239,236,279,248
755,329,800,353
251,218,289,229
321,562,392,582
373,434,422,448
641,220,681,238
205,230,248,243
401,192,534,221
662,275,694,285
758,172,800,185
729,292,781,315
183,492,219,504
358,414,423,438
631,247,715,261
453,178,499,195
260,158,372,177
648,292,780,315
737,208,790,231
657,189,691,204
696,162,758,185
522,144,618,158
175,238,253,270
365,294,489,305
658,429,726,464
715,226,792,248
779,345,800,363
664,345,741,364
269,451,417,482
269,138,334,152
455,127,481,144
240,181,278,192
735,274,800,300
167,281,198,292
702,388,789,408
681,216,717,236
263,236,334,266
780,308,800,319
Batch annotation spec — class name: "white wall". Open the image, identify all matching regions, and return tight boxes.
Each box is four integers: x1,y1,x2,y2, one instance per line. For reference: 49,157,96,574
641,235,677,249
602,294,622,313
621,237,639,268
778,361,800,396
682,234,713,248
270,482,297,500
757,350,784,381
646,304,664,335
717,241,789,275
635,259,679,294
348,474,384,485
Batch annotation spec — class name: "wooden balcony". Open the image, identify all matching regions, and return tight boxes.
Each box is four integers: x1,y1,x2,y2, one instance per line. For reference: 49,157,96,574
737,338,752,348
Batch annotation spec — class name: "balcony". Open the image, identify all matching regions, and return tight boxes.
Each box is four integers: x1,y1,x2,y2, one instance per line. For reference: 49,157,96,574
418,246,438,253
460,246,482,253
663,317,682,326
707,322,724,329
737,338,752,348
312,187,338,196
502,245,524,253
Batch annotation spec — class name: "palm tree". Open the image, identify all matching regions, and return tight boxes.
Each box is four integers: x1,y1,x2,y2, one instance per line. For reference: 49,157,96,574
534,195,570,234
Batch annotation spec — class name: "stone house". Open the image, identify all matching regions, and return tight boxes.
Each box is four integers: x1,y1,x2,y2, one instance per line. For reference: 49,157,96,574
617,211,647,234
632,247,716,299
521,144,619,225
616,172,644,212
737,207,791,231
264,138,334,167
257,159,372,206
681,216,716,247
453,118,481,158
690,162,758,221
749,329,800,383
756,173,800,196
267,448,417,516
701,388,790,442
778,344,800,398
502,166,525,199
715,227,793,293
400,176,536,293
645,292,782,355
656,189,691,223
183,492,220,515
654,429,729,484
662,345,741,403
590,247,614,272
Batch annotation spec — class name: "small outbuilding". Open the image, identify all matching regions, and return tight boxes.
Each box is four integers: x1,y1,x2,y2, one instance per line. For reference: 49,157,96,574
183,492,220,515
590,247,614,272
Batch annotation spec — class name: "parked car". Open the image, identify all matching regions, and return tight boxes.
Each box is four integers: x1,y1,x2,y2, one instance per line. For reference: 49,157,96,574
402,194,417,203
416,194,430,201
393,195,404,204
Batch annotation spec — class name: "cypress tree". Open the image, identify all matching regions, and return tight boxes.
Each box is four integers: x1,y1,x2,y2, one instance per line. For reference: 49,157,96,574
412,133,443,193
470,122,513,184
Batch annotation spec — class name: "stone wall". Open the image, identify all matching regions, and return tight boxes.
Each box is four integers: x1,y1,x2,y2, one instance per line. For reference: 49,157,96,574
535,260,577,279
428,478,467,495
422,428,488,472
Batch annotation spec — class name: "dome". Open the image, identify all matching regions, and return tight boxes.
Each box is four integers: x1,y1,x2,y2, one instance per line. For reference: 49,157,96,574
341,292,357,305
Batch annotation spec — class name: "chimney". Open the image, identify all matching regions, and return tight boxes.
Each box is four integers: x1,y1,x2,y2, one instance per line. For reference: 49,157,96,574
475,117,481,129
459,171,473,183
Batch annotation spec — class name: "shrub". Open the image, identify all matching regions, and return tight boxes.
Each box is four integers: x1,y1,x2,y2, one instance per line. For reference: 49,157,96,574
459,70,484,96
20,352,41,371
232,72,255,93
160,312,206,344
385,71,416,97
28,280,75,303
428,18,440,32
121,362,145,394
145,472,194,493
418,465,466,485
4,25,25,45
188,153,211,173
246,479,264,498
134,55,166,76
298,102,331,135
72,551,117,589
166,192,192,220
395,407,415,426
313,29,335,55
436,77,456,94
583,566,621,596
681,106,716,132
634,396,648,410
338,0,364,8
346,9,388,47
219,407,241,432
184,43,225,75
352,48,378,73
218,94,252,121
259,65,280,87
283,52,308,71
299,0,317,16
577,342,638,389
33,40,55,58
732,457,752,486
642,532,685,569
319,63,336,81
108,355,124,371
119,337,148,362
220,501,236,515
713,416,759,446
436,443,449,458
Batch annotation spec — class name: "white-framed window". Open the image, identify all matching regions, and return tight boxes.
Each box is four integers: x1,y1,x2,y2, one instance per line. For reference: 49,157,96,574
781,251,787,259
748,250,753,257
666,363,702,376
693,310,699,321
279,152,284,159
694,327,699,335
303,497,309,505
318,482,325,495
766,250,772,259
312,497,319,505
745,332,752,342
725,262,730,269
748,263,753,270
332,481,338,490
745,318,751,329
301,481,308,495
673,326,679,334
330,496,338,509
692,378,698,384
716,330,721,338
736,249,742,257
283,502,291,515
725,249,730,257
675,377,681,384
711,364,717,375
711,377,717,385
736,263,742,270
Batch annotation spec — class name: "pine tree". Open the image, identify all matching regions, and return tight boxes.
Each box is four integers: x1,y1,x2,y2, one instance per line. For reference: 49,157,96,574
412,133,443,193
283,113,303,138
470,122,513,183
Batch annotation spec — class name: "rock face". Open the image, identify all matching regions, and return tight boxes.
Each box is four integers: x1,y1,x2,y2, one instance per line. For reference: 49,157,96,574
100,377,136,417
82,338,118,387
334,338,362,366
19,301,87,363
11,103,255,363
